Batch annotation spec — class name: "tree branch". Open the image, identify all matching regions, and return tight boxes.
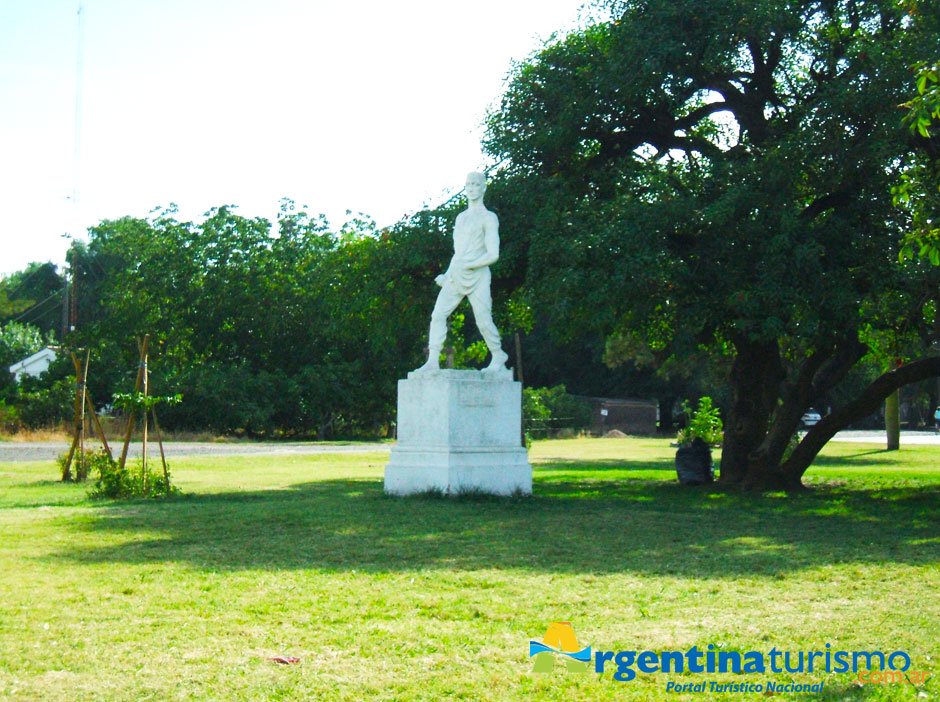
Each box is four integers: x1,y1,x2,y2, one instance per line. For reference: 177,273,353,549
799,191,851,220
782,356,940,480
675,102,732,132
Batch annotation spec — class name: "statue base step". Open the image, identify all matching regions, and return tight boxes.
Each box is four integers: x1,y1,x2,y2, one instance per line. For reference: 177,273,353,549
385,447,532,496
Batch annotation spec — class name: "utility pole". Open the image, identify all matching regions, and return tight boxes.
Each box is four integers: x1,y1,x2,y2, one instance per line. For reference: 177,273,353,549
69,258,78,332
60,270,70,340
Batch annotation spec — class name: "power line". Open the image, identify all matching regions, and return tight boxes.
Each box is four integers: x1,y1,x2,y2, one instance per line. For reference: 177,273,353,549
10,290,65,324
17,300,65,327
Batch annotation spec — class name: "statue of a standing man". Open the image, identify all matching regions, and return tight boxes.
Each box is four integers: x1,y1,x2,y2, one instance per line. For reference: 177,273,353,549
415,172,509,373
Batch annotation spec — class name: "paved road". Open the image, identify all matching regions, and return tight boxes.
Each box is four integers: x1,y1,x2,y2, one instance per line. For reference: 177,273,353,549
2,431,938,463
0,440,392,463
825,430,940,445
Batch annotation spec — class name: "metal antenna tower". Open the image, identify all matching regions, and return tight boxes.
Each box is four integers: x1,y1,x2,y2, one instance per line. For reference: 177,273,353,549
72,2,85,215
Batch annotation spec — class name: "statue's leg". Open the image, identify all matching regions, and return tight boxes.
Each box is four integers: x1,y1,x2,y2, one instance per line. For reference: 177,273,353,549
468,283,508,370
416,285,463,372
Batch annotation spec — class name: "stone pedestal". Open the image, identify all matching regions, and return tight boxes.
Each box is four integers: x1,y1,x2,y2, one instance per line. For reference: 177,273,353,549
384,369,532,496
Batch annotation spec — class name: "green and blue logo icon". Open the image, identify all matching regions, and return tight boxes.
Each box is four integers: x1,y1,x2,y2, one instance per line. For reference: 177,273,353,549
529,622,592,673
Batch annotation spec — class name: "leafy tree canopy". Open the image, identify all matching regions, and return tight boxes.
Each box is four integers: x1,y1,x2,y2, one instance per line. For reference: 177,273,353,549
485,0,940,488
897,59,940,263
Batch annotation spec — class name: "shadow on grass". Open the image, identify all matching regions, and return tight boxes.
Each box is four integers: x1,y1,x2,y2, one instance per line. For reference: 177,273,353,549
810,450,919,467
532,457,675,472
46,454,940,578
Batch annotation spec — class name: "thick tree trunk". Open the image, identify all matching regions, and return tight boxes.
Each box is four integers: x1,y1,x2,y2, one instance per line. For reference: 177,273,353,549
718,339,783,486
718,343,940,491
739,339,866,490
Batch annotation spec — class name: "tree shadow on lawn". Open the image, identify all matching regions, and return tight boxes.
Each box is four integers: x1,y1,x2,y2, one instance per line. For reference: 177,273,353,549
49,462,940,578
532,457,676,472
809,450,927,467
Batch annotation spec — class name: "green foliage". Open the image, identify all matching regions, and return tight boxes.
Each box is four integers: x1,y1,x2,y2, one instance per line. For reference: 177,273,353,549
0,321,44,365
522,384,593,437
0,263,66,337
55,448,103,483
0,399,20,433
441,312,489,369
63,201,461,437
0,338,74,429
676,397,723,447
501,289,535,335
522,387,552,435
897,61,940,264
84,451,180,499
111,391,182,414
0,288,31,318
15,376,74,428
904,61,940,138
0,321,45,399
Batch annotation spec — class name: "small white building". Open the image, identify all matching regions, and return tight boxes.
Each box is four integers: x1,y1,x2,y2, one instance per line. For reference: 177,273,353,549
8,347,57,383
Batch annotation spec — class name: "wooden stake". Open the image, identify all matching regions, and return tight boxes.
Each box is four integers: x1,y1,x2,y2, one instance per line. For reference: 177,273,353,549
78,349,90,479
118,334,150,472
62,349,112,480
141,340,149,490
152,406,169,491
62,351,85,481
85,391,112,459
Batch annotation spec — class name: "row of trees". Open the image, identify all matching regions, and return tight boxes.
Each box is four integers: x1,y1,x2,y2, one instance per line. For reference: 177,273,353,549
0,200,674,438
2,0,939,489
63,203,456,436
2,200,640,436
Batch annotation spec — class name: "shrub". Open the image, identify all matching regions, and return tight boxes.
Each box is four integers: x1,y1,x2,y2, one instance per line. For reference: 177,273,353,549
676,397,723,447
0,400,21,433
74,450,181,499
16,377,74,428
523,385,592,438
57,448,113,483
522,387,552,435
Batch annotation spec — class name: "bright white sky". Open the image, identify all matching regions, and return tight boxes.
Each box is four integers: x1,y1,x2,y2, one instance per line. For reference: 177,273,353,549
0,0,590,276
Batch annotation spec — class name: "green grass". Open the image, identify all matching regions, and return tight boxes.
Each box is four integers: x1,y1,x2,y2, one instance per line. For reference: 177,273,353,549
0,438,937,701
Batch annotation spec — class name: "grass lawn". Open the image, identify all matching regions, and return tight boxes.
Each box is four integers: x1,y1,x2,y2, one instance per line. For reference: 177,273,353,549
0,437,937,701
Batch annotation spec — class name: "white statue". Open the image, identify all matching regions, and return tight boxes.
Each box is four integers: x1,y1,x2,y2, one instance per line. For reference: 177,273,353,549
415,172,509,374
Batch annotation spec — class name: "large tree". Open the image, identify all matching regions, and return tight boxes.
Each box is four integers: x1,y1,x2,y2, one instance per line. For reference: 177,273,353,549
485,0,940,488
